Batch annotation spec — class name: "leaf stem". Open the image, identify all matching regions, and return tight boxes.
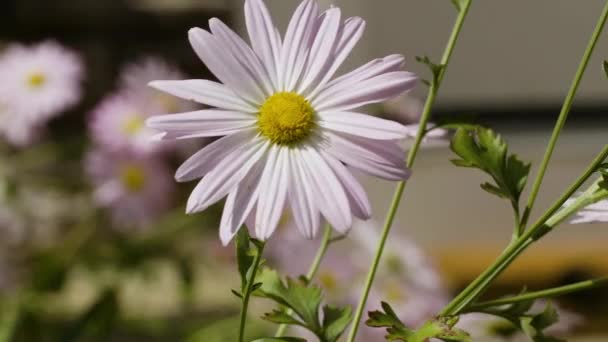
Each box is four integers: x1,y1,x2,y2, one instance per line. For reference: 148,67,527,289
238,240,265,342
440,144,608,316
467,276,608,311
275,223,333,337
519,0,608,230
346,2,473,341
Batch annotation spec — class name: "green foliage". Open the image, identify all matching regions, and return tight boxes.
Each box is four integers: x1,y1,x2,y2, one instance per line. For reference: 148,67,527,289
450,126,531,206
416,56,445,87
236,228,256,295
475,300,563,342
255,269,352,342
367,302,471,342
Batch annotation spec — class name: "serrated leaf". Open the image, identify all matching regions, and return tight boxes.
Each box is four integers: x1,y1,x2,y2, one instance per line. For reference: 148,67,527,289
262,309,306,327
322,305,353,342
236,229,254,293
450,126,530,204
256,268,323,331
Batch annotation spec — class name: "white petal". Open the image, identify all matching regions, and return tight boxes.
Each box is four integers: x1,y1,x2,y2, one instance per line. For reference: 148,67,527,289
255,146,289,240
319,111,408,140
220,161,264,245
313,71,417,112
148,80,257,113
322,152,372,219
186,138,269,213
147,110,256,138
176,129,257,182
324,131,410,181
188,27,266,104
307,16,366,98
300,147,352,234
244,0,282,88
297,7,342,94
209,18,275,96
280,0,319,91
325,54,405,92
288,149,321,239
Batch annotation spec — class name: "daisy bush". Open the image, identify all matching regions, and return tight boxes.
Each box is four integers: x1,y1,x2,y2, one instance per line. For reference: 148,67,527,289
1,0,608,341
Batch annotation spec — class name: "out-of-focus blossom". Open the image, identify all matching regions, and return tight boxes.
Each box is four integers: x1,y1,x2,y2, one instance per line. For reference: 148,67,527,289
564,197,608,224
0,102,42,146
86,149,174,230
147,0,417,245
456,302,582,341
0,40,83,121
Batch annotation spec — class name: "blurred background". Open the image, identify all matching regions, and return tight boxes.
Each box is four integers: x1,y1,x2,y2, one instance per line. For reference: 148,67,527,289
1,0,607,341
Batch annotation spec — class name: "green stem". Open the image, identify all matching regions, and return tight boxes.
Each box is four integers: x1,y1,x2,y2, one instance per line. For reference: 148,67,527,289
468,276,608,311
346,2,473,341
440,144,608,316
519,0,608,230
274,224,333,337
238,241,265,342
0,297,20,342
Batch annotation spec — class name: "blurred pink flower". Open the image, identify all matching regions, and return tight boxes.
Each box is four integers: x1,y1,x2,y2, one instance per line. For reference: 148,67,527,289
0,40,84,121
86,149,174,230
0,102,41,146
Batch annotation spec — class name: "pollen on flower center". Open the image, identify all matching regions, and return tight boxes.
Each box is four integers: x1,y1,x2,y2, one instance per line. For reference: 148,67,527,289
120,164,146,192
122,114,145,136
27,72,46,88
257,92,316,145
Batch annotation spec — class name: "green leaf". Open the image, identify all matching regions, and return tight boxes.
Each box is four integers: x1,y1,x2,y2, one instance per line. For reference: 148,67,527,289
321,305,353,342
262,309,306,327
256,269,323,331
236,228,255,293
450,126,531,204
251,338,307,342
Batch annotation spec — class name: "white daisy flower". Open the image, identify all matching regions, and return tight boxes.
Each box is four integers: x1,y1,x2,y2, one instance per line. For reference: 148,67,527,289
147,0,417,244
0,40,84,121
564,197,608,224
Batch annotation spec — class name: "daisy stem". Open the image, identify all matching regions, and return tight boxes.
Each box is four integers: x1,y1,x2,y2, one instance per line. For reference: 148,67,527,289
518,0,608,233
274,223,333,337
466,276,608,312
346,1,473,340
440,144,608,316
238,240,265,342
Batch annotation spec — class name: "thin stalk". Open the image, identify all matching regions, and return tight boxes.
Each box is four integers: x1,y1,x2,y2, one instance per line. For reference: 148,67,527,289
346,2,473,340
441,144,608,316
519,0,608,230
468,276,608,311
238,241,265,342
274,224,333,337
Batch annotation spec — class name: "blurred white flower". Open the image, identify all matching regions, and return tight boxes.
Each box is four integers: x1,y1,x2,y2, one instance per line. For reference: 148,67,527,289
147,0,417,244
0,101,40,146
456,302,582,341
86,149,174,230
0,40,83,121
564,197,608,224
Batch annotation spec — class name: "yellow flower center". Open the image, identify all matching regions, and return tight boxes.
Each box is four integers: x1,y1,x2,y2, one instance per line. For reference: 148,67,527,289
318,271,338,291
257,92,316,146
122,114,145,136
27,72,46,88
120,164,146,192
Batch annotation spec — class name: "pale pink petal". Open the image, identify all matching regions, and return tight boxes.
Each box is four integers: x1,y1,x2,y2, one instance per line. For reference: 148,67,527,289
279,0,319,91
325,54,405,92
313,71,417,112
188,28,265,104
244,0,282,88
175,129,257,182
146,109,256,138
255,146,289,240
148,80,257,113
220,161,264,245
324,131,410,181
297,7,342,94
319,111,408,140
288,149,321,239
307,16,366,98
186,138,269,213
209,18,275,96
300,147,352,234
322,152,372,219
